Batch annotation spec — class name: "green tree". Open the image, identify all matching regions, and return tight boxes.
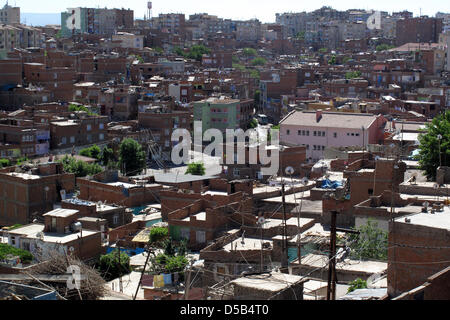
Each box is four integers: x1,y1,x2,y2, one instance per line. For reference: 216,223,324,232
119,139,146,176
345,71,362,79
79,145,101,160
101,147,116,166
59,156,103,177
295,31,305,40
418,111,450,180
154,47,164,54
251,57,266,66
187,45,211,61
328,55,337,65
347,278,368,293
0,158,10,167
376,44,395,52
185,162,206,176
319,48,328,54
149,227,169,246
349,219,388,261
98,250,131,282
243,48,257,57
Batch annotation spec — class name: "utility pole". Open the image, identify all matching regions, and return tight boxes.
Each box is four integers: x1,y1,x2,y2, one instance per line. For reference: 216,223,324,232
327,211,337,301
133,246,152,300
184,262,193,300
117,245,123,293
281,183,289,269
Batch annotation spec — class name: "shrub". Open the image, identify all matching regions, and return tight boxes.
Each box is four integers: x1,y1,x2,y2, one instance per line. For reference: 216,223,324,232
149,227,169,245
98,250,131,282
0,243,33,264
348,278,368,293
185,162,205,176
0,158,10,167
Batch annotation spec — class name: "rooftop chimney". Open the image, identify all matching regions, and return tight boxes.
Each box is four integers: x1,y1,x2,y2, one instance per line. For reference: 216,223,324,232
316,110,323,122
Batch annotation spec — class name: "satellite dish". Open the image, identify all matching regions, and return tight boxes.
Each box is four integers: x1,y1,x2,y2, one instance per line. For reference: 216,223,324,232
69,246,75,252
301,177,309,186
375,156,380,161
285,166,294,175
258,217,266,225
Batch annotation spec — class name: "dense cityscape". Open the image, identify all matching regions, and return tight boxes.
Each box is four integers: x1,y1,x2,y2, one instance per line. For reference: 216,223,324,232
0,1,449,304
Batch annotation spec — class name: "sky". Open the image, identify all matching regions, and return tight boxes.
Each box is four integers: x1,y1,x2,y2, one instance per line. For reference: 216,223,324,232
9,0,450,23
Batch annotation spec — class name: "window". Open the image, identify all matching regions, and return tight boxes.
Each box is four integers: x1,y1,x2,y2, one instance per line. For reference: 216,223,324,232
113,215,119,225
306,131,309,136
70,136,75,143
11,236,16,246
322,146,325,151
61,137,67,144
298,130,302,136
99,133,104,141
351,133,355,136
286,130,290,135
233,167,240,177
87,134,92,142
99,123,104,129
313,131,317,136
313,145,317,150
180,228,190,240
368,189,374,195
86,124,92,131
322,131,326,137
334,133,337,138
196,231,206,244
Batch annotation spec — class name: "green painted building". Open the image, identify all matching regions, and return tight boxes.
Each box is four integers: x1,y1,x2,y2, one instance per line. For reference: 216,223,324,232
194,97,251,134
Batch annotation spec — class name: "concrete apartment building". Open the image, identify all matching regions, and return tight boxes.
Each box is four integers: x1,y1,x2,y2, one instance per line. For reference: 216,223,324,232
193,97,254,134
154,14,186,36
0,4,20,25
61,7,134,37
112,32,145,50
280,111,387,162
395,17,443,46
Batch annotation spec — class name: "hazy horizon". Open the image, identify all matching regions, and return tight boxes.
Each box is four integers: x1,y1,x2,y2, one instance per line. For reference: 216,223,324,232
12,0,450,25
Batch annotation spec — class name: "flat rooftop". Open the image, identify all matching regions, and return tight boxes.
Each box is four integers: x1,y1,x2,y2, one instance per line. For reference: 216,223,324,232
231,272,305,292
223,237,273,252
298,253,387,274
182,211,206,222
5,172,41,180
395,206,450,230
43,208,79,218
7,224,97,244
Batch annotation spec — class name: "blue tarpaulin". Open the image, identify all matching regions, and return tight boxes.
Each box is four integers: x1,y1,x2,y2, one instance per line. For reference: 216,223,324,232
106,247,145,256
321,180,343,189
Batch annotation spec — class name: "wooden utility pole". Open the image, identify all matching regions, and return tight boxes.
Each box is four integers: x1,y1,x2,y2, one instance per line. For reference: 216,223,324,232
184,265,192,300
327,211,337,301
133,247,152,300
117,246,123,293
281,183,289,269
